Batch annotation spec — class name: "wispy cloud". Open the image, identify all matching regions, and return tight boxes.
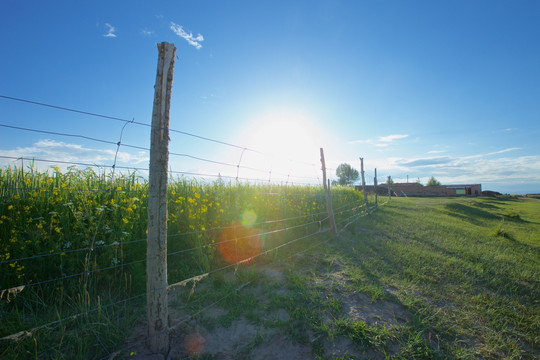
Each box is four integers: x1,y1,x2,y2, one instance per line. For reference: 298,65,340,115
462,147,520,160
103,23,117,38
396,148,520,169
385,147,539,191
0,140,148,167
427,150,446,154
400,157,452,167
378,134,408,143
141,28,154,36
170,22,204,49
349,134,408,147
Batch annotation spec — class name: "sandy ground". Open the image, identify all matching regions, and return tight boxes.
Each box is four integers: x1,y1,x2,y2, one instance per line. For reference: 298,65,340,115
119,253,410,360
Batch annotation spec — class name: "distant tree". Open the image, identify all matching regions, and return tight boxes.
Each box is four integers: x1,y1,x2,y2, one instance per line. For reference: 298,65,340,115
426,176,441,186
336,163,359,185
386,176,394,186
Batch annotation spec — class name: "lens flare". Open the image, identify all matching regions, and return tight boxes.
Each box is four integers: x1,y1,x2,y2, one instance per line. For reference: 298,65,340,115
241,210,257,226
184,332,205,356
218,222,261,264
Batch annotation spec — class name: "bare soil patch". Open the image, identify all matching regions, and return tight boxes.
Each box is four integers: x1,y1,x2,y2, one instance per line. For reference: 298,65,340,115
122,254,411,359
342,291,410,327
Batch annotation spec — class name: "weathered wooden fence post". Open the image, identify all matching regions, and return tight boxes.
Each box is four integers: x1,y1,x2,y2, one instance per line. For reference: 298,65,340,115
374,168,378,207
360,157,370,214
388,175,391,200
320,148,337,235
147,42,176,354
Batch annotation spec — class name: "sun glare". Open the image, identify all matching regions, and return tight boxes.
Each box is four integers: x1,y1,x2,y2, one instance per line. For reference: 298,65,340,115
230,108,334,183
245,110,322,163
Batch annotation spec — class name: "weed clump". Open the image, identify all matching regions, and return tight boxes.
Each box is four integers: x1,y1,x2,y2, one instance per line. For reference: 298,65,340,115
491,219,512,239
503,210,521,221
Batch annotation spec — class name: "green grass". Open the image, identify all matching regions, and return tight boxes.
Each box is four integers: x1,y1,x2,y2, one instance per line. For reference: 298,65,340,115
177,196,537,359
276,196,539,359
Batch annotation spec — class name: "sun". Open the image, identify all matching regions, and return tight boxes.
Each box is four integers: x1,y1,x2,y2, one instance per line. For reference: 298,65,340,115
246,110,321,161
238,109,323,182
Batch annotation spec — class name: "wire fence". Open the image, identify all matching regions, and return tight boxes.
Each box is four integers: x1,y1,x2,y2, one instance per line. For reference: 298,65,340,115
0,76,387,357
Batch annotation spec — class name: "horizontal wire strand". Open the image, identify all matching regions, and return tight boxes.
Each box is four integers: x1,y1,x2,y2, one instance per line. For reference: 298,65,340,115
0,95,321,168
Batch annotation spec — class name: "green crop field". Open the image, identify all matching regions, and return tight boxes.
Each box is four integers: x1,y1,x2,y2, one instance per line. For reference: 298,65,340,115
1,166,539,359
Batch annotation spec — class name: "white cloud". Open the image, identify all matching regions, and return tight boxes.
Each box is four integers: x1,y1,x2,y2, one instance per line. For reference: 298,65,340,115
378,134,408,143
0,140,148,169
141,28,154,36
462,147,520,160
103,23,117,38
349,134,408,147
170,22,204,49
427,150,446,154
385,148,539,191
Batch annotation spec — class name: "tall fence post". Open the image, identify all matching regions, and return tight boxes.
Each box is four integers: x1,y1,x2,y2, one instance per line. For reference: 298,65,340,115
388,175,392,200
360,157,370,214
320,148,337,235
374,168,378,207
147,42,176,354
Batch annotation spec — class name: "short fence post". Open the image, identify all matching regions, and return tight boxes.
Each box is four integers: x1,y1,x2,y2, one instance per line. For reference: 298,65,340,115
320,148,337,235
147,42,176,354
360,157,370,214
388,176,391,200
374,168,378,207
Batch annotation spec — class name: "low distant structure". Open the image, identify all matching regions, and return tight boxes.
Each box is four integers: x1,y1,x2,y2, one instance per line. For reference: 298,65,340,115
482,190,502,197
359,183,482,197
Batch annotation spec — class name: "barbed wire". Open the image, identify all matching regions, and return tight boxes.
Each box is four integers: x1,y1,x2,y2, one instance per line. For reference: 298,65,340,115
168,209,328,240
1,193,331,266
0,95,321,169
0,185,146,194
0,122,323,181
0,238,146,265
107,227,331,359
0,155,148,172
0,95,136,124
0,155,323,186
0,292,146,342
168,217,328,259
0,256,146,294
1,199,354,289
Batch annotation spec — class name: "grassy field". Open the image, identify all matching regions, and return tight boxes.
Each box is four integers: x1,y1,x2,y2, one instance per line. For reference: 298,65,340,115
1,166,538,359
162,196,539,359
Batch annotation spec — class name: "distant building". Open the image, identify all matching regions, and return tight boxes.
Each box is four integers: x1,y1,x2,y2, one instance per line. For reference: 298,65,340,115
358,183,482,197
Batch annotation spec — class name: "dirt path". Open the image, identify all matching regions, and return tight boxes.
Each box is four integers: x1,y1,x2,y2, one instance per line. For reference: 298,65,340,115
121,241,412,360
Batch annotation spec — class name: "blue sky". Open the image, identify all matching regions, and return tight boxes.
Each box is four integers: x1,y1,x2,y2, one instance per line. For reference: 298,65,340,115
1,0,539,193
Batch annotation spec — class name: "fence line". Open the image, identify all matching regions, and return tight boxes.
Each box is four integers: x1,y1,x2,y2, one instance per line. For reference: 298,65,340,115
0,211,334,343
0,192,329,267
0,52,391,358
0,94,322,170
102,228,333,359
0,185,371,343
0,202,334,295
